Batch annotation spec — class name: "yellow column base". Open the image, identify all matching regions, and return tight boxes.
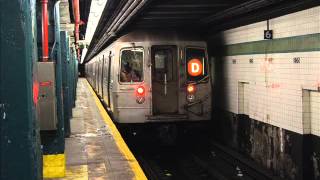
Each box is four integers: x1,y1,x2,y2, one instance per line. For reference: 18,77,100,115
43,154,66,178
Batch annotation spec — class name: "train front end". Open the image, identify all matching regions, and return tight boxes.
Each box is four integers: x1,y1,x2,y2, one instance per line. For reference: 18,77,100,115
114,41,212,124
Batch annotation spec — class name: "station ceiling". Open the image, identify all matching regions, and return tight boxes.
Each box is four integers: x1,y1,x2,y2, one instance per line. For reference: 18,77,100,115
83,0,320,62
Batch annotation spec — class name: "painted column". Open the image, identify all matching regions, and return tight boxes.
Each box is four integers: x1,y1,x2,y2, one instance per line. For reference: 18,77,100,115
0,0,42,179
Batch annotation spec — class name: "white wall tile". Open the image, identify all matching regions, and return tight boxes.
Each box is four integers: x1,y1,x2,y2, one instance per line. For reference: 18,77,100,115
220,52,320,135
222,6,320,45
216,6,320,135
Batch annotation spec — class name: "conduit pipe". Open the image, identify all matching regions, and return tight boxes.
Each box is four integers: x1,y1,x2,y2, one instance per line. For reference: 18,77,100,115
96,0,133,41
73,0,80,59
104,0,135,33
87,0,150,61
95,0,140,51
41,0,49,61
91,0,136,56
73,0,80,42
96,0,147,52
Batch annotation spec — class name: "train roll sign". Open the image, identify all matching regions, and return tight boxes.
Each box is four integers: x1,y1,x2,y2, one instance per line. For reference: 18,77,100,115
188,59,203,76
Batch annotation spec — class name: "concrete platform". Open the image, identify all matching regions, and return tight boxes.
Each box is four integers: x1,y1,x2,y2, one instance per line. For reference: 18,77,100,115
50,78,146,180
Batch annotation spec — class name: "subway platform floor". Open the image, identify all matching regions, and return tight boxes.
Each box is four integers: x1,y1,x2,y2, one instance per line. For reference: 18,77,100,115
46,78,146,180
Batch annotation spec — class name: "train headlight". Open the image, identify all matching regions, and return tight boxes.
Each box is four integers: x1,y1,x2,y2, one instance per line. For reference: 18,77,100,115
187,84,196,94
186,84,196,103
187,94,195,103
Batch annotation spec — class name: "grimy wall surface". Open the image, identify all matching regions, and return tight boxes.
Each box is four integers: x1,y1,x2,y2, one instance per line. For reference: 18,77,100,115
209,6,320,180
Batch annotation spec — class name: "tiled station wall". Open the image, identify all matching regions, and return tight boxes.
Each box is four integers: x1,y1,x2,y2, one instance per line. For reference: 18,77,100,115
212,6,320,136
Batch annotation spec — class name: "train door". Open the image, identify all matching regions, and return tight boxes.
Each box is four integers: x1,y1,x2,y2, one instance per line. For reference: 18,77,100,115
94,61,99,90
93,63,96,89
151,45,178,114
97,59,100,94
101,55,104,98
107,52,112,106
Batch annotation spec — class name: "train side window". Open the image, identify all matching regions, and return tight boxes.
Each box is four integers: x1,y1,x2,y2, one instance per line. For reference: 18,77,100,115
120,48,143,83
185,47,208,82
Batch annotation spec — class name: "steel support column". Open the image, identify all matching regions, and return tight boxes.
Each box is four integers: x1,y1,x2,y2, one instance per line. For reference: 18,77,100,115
0,0,42,179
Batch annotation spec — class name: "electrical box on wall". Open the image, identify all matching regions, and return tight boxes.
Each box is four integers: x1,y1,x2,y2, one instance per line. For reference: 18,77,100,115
37,62,57,130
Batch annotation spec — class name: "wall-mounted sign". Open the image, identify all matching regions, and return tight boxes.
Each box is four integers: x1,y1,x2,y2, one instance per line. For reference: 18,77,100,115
187,59,203,76
264,30,273,39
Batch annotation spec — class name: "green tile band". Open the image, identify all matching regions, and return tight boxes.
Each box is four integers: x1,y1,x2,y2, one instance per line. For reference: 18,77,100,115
225,33,320,56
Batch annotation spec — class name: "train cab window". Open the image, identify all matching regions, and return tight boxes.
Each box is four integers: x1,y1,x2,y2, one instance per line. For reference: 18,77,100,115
154,49,173,81
120,48,143,83
185,47,208,82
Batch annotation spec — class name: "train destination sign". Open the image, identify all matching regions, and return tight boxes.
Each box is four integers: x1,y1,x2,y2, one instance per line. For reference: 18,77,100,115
188,58,203,76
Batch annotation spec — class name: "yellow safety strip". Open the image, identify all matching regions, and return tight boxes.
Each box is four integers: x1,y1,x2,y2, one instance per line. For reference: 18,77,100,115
86,80,147,180
43,154,66,178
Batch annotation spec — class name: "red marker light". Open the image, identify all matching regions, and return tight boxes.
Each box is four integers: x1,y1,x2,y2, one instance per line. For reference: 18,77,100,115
136,86,145,96
188,59,203,76
187,84,195,94
33,82,39,105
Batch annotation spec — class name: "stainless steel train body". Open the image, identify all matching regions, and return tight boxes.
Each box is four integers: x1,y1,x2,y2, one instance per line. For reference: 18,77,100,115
86,31,211,124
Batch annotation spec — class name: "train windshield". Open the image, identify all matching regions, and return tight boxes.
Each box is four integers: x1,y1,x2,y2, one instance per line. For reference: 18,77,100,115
186,47,208,82
120,48,144,83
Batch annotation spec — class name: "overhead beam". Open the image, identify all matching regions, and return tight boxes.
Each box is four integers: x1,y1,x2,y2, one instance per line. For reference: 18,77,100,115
85,0,153,62
141,16,201,20
207,0,320,33
201,0,283,24
146,10,213,15
153,4,231,8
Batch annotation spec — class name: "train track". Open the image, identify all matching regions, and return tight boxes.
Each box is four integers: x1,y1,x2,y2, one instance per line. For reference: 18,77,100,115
208,143,283,180
135,147,223,180
120,126,282,180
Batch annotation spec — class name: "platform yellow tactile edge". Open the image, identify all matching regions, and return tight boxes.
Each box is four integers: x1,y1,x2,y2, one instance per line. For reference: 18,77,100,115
43,154,66,178
86,80,148,180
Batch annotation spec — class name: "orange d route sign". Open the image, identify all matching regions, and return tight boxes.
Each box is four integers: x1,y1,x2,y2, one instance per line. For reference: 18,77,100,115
187,59,203,76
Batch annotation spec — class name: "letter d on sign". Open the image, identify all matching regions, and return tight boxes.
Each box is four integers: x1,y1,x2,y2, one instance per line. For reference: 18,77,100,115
192,63,200,73
188,59,203,76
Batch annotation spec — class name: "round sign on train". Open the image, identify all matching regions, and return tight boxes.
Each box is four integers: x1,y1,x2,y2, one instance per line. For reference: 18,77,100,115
187,59,203,76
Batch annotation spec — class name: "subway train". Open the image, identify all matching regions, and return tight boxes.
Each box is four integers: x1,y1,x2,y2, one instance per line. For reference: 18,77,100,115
85,31,212,136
